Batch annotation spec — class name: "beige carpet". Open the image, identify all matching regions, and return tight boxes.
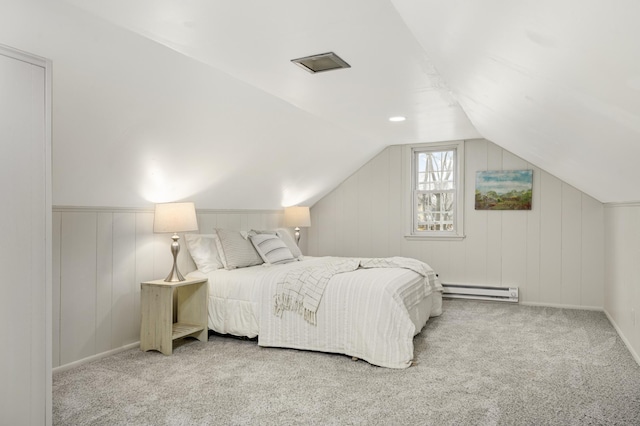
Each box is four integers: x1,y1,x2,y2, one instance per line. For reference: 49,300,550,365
53,300,640,425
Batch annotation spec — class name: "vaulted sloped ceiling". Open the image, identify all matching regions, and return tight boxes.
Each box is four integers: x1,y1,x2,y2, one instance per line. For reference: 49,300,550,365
392,0,640,203
3,0,639,207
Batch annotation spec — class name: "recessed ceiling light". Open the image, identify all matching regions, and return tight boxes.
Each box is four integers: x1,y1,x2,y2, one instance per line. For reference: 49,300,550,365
389,116,406,122
291,52,351,74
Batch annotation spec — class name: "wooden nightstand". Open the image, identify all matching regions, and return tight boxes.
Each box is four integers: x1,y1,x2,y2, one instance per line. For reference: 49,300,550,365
140,277,208,355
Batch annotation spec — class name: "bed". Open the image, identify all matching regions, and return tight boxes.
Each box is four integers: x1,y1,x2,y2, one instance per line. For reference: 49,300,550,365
184,229,443,369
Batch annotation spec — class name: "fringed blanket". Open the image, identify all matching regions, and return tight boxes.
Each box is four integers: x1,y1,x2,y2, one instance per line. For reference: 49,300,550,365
273,256,440,325
273,258,359,325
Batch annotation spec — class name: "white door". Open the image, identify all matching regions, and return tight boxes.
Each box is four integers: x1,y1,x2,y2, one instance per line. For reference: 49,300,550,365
0,46,51,425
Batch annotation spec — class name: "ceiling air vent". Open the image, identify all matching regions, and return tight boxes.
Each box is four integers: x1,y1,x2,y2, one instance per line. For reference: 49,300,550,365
291,52,351,74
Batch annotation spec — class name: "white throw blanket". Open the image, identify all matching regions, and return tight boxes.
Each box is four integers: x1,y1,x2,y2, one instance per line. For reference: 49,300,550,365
273,258,360,325
273,256,440,325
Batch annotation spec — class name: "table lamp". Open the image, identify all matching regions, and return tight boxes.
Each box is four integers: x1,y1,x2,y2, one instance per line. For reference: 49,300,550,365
283,206,311,245
153,202,198,282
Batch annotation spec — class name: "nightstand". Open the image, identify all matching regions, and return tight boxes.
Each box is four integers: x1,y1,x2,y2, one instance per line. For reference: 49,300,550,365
140,277,208,355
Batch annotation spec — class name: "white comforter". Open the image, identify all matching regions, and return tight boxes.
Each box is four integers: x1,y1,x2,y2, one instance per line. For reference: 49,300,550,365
190,256,442,369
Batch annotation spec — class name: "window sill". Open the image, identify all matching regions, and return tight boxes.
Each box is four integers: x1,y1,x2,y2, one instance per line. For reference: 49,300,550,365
404,234,466,241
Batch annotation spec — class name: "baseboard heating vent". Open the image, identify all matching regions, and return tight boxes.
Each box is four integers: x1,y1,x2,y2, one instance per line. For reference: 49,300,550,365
442,284,519,303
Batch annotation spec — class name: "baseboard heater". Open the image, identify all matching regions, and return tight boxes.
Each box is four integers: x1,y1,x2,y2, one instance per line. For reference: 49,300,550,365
441,283,519,303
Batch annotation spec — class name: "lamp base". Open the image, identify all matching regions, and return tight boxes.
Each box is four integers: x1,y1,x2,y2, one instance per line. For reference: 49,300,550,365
294,226,301,246
164,233,186,282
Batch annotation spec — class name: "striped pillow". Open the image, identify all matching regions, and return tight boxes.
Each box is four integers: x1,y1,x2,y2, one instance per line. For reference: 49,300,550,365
249,233,297,265
215,229,264,269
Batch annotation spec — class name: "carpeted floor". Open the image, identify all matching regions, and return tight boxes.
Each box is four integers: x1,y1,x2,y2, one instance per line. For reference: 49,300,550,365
53,300,640,425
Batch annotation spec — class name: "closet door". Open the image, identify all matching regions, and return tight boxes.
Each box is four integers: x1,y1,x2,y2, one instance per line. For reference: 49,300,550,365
0,46,51,425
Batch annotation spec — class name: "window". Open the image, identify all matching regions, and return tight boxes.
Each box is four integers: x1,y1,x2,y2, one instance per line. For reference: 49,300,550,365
404,141,465,239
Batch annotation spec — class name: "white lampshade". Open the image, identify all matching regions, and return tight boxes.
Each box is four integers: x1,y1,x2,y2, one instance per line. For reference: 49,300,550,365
153,202,199,233
284,206,311,228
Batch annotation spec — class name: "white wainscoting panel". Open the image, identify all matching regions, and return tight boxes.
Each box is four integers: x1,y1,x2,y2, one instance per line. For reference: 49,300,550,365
308,139,605,309
604,204,640,364
52,207,283,368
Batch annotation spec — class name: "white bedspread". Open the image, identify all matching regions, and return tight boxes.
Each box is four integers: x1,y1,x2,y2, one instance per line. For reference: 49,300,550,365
189,256,442,369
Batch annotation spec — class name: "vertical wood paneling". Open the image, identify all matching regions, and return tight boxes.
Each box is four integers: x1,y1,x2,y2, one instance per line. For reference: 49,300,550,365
501,152,528,288
464,140,488,284
197,213,217,234
388,146,403,256
357,161,373,257
525,165,542,303
307,208,320,255
53,208,287,367
426,240,450,281
333,185,347,257
581,195,603,307
632,210,640,355
111,212,136,349
309,139,604,310
60,212,97,365
605,208,623,318
539,173,562,304
486,143,503,285
95,212,113,355
604,205,640,363
447,141,468,283
135,213,155,338
216,213,242,230
52,211,61,368
561,184,582,305
318,192,336,255
342,174,359,257
605,207,635,345
370,149,390,257
245,212,263,231
266,213,282,231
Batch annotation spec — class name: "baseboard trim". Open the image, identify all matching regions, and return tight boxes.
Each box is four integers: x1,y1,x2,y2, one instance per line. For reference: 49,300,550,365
603,310,640,367
52,342,140,374
520,301,603,311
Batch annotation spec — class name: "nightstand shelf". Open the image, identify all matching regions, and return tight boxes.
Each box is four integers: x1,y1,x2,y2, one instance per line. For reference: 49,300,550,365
172,323,205,340
140,277,208,355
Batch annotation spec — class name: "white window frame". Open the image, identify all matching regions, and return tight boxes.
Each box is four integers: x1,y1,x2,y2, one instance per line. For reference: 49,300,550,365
403,141,465,240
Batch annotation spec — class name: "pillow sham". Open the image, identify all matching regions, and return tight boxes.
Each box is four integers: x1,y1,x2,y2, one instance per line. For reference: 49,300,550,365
215,228,264,269
249,233,297,265
184,233,224,273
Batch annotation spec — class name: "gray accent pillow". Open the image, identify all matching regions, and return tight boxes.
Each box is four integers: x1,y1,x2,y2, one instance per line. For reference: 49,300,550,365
249,233,297,265
215,229,264,269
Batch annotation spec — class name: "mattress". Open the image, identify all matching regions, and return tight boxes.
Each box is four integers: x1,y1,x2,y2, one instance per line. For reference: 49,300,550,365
187,256,442,368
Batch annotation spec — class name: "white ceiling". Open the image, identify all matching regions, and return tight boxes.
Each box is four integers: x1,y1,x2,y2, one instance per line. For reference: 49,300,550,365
3,0,639,207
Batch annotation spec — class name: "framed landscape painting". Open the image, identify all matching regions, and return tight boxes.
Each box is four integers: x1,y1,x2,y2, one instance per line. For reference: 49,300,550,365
475,170,533,210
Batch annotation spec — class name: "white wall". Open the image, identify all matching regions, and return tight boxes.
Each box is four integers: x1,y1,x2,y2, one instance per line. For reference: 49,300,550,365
52,207,284,369
308,139,604,309
604,204,640,363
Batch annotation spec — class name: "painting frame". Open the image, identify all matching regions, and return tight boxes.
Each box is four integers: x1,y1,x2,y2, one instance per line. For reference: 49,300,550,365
475,170,533,210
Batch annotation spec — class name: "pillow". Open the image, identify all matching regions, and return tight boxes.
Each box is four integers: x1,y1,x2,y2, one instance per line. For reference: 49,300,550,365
183,233,223,273
215,228,264,269
248,229,277,235
276,228,303,259
249,233,297,265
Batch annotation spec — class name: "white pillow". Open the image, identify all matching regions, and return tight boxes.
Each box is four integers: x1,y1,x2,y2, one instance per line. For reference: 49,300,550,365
215,228,264,269
249,233,297,265
184,234,223,273
276,228,303,259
